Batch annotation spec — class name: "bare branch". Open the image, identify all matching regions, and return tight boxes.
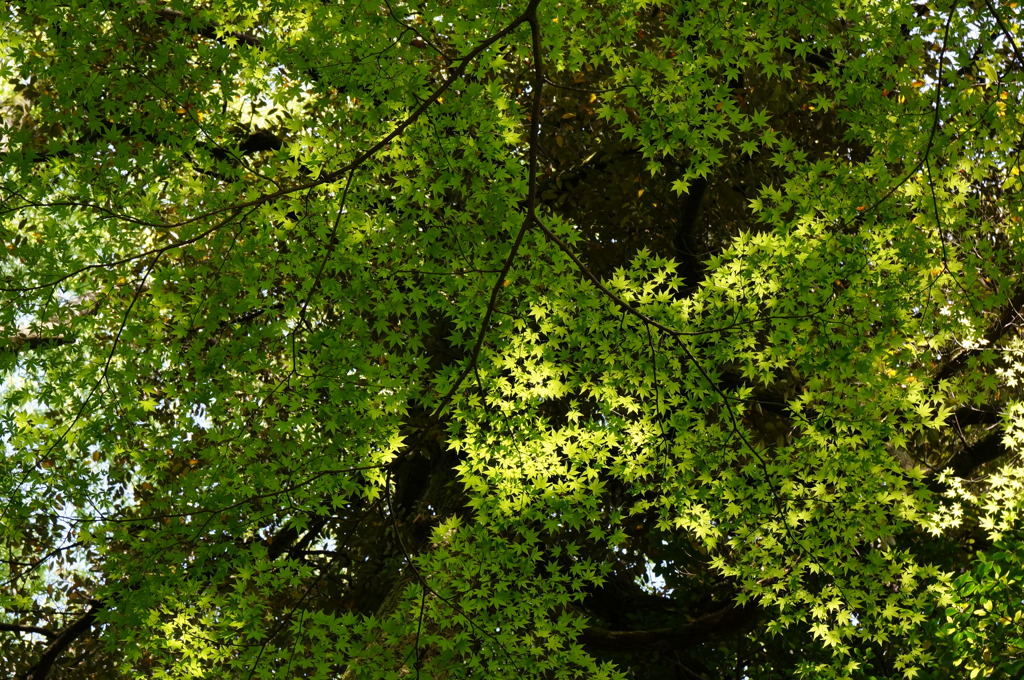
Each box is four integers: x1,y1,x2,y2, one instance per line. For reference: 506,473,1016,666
3,332,75,353
933,284,1024,386
19,601,102,680
579,602,760,653
0,622,56,640
942,431,1012,480
147,5,261,47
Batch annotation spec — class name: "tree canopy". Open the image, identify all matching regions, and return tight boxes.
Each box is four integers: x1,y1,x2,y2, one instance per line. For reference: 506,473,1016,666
2,0,1024,678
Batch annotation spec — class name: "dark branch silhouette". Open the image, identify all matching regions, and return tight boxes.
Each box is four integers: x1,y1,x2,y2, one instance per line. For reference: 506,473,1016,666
933,285,1024,385
580,602,760,652
0,622,56,639
19,601,102,680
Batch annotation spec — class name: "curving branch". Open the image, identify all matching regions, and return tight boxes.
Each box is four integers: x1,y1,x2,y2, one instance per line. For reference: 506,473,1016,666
952,405,1002,428
579,602,761,653
932,284,1024,386
0,622,56,639
145,4,261,47
18,601,102,680
3,332,75,353
941,431,1013,480
2,0,548,297
429,0,544,419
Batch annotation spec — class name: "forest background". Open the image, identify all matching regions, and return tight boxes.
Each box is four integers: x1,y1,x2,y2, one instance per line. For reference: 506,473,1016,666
2,0,1024,678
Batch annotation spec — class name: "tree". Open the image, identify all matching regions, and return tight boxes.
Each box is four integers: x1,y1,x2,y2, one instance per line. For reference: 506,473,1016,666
2,0,1024,677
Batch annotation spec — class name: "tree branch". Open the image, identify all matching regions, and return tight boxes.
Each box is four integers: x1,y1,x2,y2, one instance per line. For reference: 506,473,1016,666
933,284,1024,385
19,601,102,680
942,431,1012,480
0,622,56,639
147,5,261,47
952,405,1002,428
3,332,75,353
579,602,761,653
